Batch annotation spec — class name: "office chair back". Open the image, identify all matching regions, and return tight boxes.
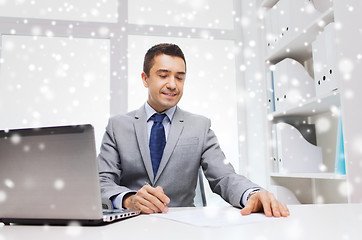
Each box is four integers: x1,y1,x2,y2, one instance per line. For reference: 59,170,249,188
194,168,207,207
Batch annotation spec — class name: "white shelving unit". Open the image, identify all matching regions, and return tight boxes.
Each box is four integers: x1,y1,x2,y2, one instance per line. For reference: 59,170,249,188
270,90,340,118
270,172,346,180
266,8,334,64
261,0,349,204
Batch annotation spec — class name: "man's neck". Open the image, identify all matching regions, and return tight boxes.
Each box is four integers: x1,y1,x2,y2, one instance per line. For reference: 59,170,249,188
145,102,177,122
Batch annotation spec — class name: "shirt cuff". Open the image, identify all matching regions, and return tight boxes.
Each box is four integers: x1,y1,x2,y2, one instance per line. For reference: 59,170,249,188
240,188,261,207
111,190,137,209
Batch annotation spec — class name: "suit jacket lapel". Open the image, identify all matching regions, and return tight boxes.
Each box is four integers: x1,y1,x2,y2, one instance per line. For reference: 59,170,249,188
154,107,184,182
133,106,155,183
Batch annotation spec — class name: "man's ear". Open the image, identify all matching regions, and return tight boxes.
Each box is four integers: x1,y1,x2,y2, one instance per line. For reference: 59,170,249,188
141,72,149,88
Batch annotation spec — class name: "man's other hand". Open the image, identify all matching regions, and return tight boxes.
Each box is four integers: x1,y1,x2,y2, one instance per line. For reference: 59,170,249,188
240,190,290,217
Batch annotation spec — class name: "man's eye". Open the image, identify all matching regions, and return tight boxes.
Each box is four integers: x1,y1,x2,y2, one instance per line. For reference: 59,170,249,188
160,75,167,78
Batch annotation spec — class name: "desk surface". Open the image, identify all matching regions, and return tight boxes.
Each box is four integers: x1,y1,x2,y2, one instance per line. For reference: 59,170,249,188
1,204,361,240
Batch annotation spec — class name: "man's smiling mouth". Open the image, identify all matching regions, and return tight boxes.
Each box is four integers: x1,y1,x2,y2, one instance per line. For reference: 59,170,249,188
163,93,177,96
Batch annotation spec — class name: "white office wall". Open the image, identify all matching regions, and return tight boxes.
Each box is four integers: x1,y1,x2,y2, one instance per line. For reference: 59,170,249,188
0,0,118,23
0,35,110,151
239,0,268,188
128,0,234,29
334,0,362,203
128,35,239,206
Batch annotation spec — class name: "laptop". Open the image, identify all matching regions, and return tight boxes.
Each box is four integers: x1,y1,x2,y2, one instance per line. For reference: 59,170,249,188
0,124,140,225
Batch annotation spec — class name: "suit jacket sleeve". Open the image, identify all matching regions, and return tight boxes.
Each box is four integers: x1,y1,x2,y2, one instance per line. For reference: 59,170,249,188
200,118,261,208
98,117,135,200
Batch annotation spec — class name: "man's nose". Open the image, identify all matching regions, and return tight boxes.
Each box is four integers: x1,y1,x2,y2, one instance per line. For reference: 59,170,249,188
166,76,177,89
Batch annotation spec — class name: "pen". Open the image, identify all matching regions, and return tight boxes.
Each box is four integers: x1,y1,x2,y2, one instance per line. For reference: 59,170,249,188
144,181,169,207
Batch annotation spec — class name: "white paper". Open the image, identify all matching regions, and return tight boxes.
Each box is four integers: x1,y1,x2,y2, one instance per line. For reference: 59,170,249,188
152,207,279,227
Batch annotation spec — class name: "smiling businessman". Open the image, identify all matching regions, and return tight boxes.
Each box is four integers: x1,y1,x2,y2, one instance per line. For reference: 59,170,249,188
98,43,289,217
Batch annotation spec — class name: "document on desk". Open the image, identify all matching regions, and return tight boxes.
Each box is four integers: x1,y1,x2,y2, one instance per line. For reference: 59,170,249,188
152,207,279,227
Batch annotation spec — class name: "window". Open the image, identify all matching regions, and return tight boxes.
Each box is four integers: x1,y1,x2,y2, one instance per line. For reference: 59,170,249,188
0,35,110,150
0,0,118,23
128,0,234,29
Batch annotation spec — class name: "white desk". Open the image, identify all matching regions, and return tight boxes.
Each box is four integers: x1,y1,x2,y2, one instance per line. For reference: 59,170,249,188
1,204,361,240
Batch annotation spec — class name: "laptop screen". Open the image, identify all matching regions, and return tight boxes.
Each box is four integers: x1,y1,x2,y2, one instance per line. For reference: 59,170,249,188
0,125,103,221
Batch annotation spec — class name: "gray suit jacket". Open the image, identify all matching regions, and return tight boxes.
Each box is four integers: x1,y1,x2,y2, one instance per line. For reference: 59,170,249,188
98,105,260,208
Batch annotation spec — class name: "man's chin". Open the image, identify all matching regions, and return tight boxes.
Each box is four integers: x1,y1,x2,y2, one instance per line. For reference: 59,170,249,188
160,101,179,110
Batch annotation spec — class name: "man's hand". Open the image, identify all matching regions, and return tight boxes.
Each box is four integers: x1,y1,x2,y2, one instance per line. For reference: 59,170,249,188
240,190,290,217
123,185,170,214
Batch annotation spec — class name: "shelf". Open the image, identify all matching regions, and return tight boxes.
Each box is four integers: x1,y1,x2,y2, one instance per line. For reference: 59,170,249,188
265,8,334,64
262,1,353,205
270,90,340,118
270,172,347,180
260,0,279,8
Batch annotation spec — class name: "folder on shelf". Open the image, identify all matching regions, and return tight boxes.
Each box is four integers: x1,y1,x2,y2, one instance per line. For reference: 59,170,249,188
312,27,327,94
264,7,275,49
265,0,321,52
273,58,316,112
269,185,301,205
266,69,275,113
264,4,281,51
335,110,346,174
312,0,333,12
294,123,317,145
274,0,291,44
312,22,339,97
271,124,279,172
275,122,323,174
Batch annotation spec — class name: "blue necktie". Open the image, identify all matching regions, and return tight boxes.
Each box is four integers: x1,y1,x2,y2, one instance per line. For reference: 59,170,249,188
149,113,167,178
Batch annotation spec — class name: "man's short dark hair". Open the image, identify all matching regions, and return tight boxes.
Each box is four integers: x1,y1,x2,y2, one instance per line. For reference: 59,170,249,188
143,43,186,77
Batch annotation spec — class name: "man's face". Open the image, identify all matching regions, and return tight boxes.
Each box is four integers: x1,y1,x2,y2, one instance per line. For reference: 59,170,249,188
142,54,186,113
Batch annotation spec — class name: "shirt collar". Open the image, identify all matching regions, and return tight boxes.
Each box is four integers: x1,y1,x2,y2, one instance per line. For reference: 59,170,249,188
145,102,176,122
